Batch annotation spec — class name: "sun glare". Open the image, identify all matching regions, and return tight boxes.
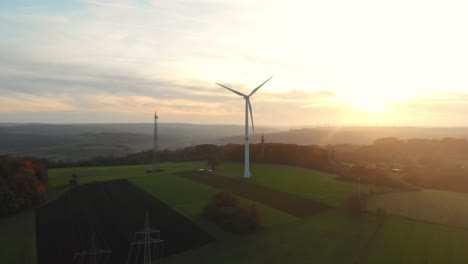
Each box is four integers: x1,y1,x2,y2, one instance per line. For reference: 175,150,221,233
337,89,422,114
349,97,389,113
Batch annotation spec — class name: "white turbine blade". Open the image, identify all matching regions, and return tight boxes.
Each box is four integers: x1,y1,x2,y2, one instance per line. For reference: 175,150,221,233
215,83,246,97
249,76,273,97
248,99,255,133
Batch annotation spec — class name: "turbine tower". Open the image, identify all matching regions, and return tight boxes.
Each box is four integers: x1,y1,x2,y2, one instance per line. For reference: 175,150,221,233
153,111,158,171
261,132,265,158
216,76,273,178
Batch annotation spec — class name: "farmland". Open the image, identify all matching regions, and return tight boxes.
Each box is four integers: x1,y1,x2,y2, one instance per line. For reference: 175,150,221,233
368,189,468,229
362,216,468,264
36,179,213,264
213,163,390,207
177,170,331,216
2,161,468,263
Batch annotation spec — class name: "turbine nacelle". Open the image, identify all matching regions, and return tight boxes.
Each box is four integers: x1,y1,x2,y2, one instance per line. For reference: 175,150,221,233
215,76,273,134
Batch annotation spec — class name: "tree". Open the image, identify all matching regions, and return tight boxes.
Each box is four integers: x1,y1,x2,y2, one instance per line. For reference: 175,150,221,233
203,191,261,234
0,155,48,215
207,155,220,170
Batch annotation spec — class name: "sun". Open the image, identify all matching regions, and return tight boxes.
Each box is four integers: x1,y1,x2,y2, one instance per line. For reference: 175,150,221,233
334,89,405,114
349,97,390,113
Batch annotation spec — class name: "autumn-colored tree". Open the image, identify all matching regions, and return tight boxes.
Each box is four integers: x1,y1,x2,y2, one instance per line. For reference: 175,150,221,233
0,155,48,215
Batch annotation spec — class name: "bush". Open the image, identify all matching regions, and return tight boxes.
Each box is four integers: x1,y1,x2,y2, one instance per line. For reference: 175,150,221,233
345,192,368,215
203,191,261,234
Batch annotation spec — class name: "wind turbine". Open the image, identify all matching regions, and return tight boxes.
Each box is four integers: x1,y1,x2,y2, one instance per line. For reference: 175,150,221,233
216,76,273,179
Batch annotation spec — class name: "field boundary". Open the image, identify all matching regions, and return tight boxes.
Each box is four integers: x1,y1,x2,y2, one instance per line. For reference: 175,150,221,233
177,171,331,217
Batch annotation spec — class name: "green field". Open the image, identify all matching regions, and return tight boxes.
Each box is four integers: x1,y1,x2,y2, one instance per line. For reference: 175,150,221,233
369,189,468,229
2,161,468,263
0,209,36,264
215,163,389,207
363,216,468,264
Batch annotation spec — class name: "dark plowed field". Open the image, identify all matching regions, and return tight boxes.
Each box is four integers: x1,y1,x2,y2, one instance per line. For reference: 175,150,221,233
36,179,213,264
178,171,331,217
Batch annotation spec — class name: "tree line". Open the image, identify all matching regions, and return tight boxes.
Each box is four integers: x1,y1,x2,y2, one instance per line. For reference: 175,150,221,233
337,137,468,165
336,137,468,192
47,143,330,171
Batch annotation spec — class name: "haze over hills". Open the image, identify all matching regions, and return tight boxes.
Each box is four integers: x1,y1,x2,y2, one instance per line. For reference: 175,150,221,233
0,123,281,137
219,127,468,146
0,123,279,161
3,123,468,161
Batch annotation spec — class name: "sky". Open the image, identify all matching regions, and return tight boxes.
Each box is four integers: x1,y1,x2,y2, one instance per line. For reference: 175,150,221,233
1,0,468,126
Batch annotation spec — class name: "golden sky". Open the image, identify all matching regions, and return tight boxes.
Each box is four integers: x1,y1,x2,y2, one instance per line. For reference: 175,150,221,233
0,0,467,126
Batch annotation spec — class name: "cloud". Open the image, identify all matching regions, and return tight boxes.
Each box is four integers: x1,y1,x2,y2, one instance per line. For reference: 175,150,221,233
0,47,240,103
2,0,468,125
0,95,77,112
83,95,228,116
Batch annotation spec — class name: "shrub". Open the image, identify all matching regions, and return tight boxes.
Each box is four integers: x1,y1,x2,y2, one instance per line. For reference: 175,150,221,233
203,191,261,234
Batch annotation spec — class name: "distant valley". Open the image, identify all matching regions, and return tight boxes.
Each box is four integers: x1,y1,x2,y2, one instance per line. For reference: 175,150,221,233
2,124,468,161
0,123,278,161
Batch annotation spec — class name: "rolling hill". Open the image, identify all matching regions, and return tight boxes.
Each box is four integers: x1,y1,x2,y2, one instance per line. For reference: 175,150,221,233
0,123,278,161
219,127,468,146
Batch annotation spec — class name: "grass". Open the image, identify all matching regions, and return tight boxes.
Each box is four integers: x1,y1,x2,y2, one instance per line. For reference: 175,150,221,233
368,189,468,229
47,161,202,191
363,216,468,264
131,172,298,239
36,179,213,263
0,162,203,264
165,210,379,264
0,209,37,264
3,161,468,263
215,162,389,207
